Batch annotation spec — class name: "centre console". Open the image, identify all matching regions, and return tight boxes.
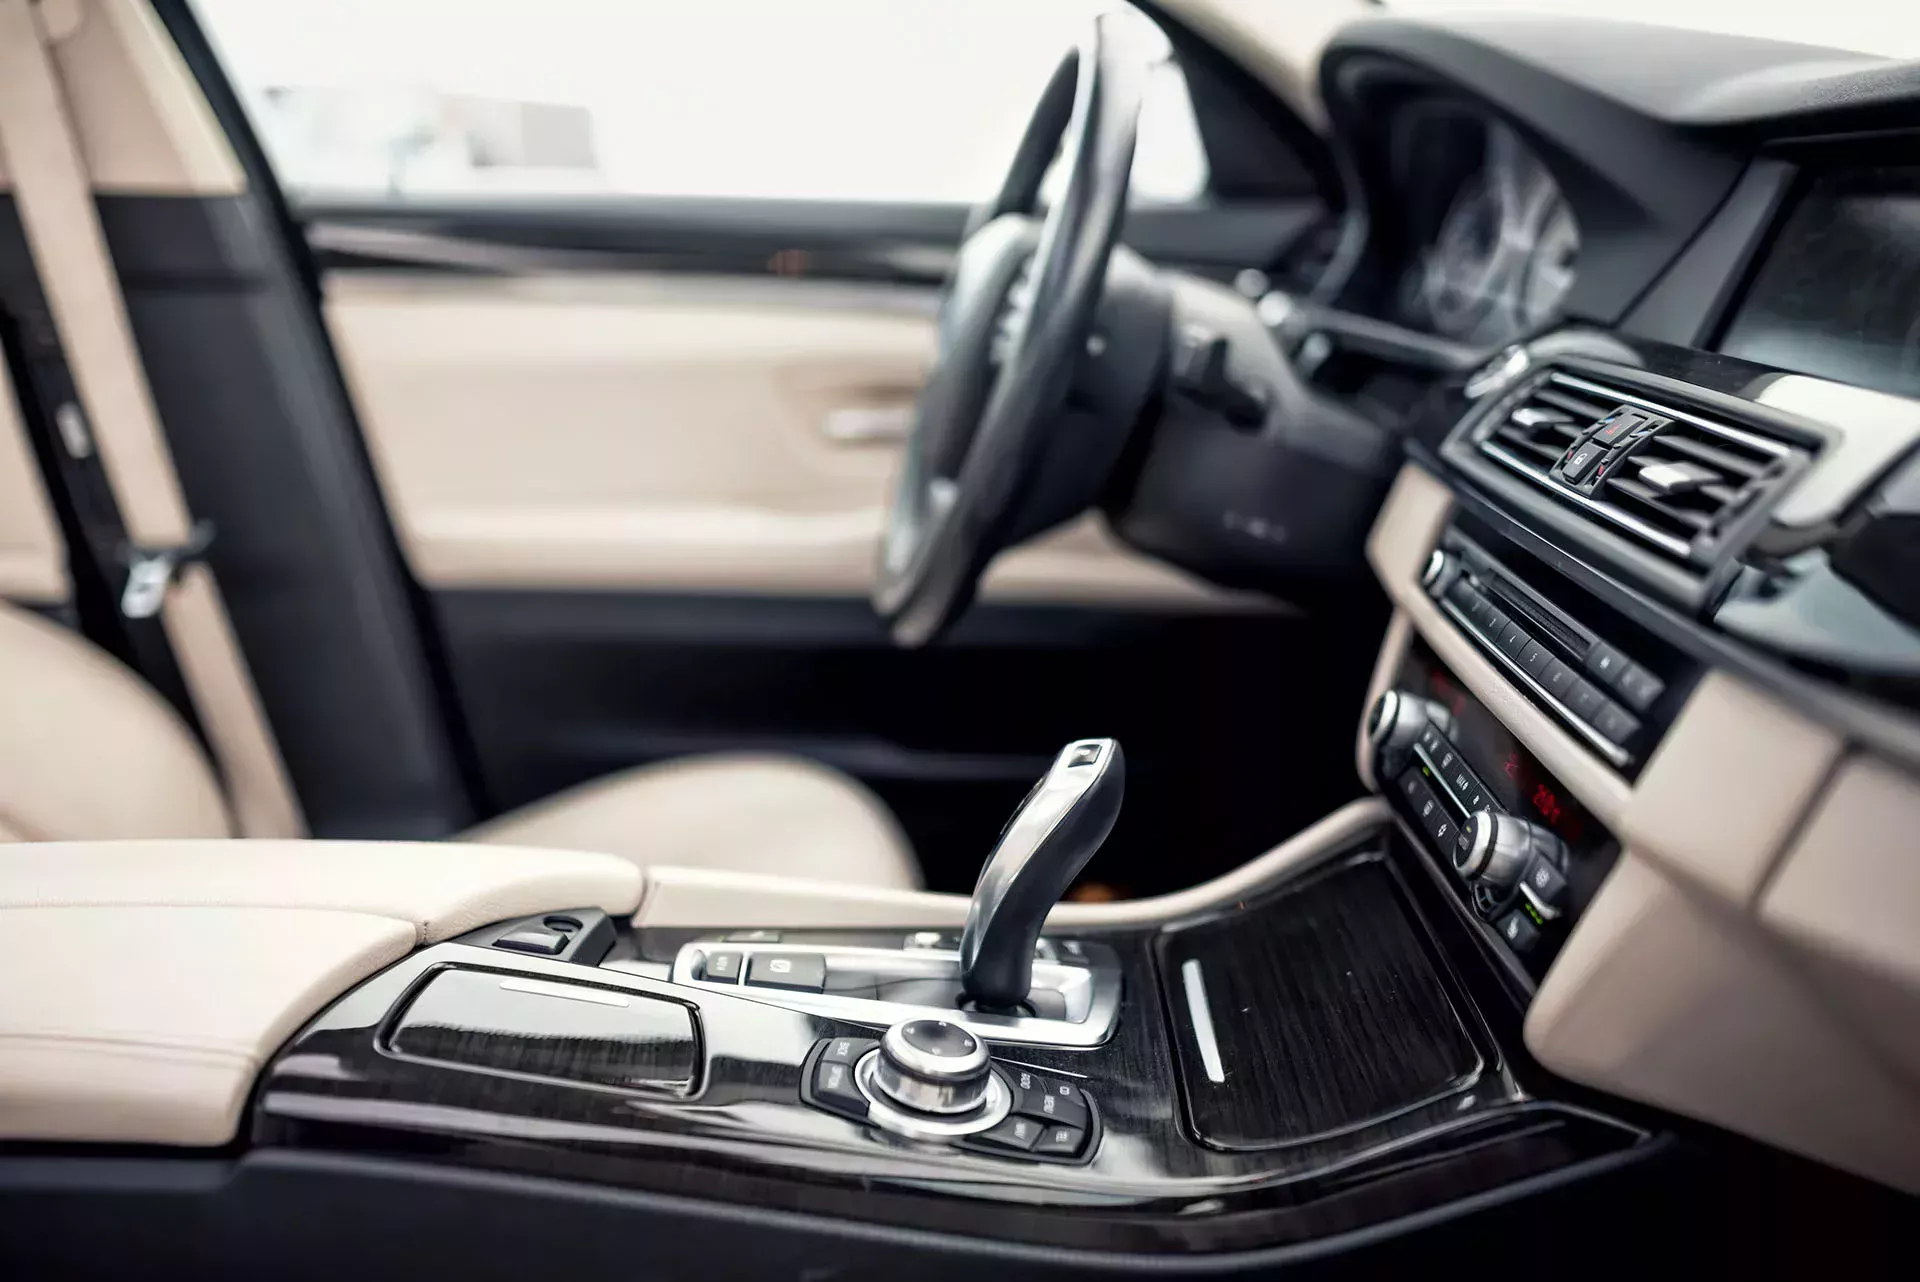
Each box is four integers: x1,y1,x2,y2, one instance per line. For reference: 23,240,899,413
248,736,1648,1262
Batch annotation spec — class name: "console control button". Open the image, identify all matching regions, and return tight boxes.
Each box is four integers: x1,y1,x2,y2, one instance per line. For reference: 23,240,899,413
1594,701,1640,746
746,952,827,992
1034,1123,1088,1159
1616,662,1664,712
813,1054,870,1118
971,1114,1043,1153
1498,621,1530,659
1521,854,1569,914
1011,1070,1090,1129
1561,440,1606,483
494,927,567,955
700,950,743,982
1498,910,1542,954
1541,658,1577,701
1566,677,1606,724
1590,412,1640,448
820,1035,878,1066
1408,779,1447,839
1584,643,1629,685
1519,640,1553,680
1417,725,1445,758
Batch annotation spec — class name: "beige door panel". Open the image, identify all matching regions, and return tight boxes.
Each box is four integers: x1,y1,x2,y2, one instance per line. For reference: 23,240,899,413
327,273,1249,607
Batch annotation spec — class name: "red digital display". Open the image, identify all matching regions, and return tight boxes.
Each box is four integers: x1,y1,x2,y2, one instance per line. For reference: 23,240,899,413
1406,636,1593,848
1505,750,1583,842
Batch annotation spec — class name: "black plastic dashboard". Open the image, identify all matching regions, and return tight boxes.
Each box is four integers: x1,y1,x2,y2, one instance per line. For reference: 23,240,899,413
1316,15,1920,340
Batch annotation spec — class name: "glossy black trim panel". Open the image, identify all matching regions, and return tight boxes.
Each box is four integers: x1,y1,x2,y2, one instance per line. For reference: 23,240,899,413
0,1139,1717,1281
252,831,1645,1255
1159,856,1482,1151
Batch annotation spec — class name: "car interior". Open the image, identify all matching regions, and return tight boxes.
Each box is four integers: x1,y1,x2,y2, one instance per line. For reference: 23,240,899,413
1,0,1916,1275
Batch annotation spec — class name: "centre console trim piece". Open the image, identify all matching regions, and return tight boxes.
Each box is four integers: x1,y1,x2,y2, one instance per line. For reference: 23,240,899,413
655,940,1124,1047
852,1052,1016,1140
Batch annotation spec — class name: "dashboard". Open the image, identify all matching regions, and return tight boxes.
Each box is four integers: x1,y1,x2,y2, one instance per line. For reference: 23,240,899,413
1305,12,1920,1199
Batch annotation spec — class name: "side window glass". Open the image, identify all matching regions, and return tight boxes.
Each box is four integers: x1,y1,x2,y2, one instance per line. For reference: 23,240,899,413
191,0,1211,206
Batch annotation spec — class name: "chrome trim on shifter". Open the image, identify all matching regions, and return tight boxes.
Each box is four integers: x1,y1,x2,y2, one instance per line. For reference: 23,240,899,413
647,940,1123,1048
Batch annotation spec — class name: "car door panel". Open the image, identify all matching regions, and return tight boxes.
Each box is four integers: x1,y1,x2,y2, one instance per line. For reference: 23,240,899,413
326,271,1238,604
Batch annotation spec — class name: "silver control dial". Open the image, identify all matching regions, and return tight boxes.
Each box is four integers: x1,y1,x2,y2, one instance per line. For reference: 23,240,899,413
1368,690,1457,776
870,1018,992,1115
1460,811,1567,891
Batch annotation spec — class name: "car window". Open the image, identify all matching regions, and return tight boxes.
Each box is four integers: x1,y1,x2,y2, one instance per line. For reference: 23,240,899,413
190,0,1210,206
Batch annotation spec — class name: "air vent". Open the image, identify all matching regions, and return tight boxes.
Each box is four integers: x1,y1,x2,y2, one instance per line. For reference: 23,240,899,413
1476,370,1810,566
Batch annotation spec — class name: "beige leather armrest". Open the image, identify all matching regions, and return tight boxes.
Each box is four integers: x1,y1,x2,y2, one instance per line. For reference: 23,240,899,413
0,839,644,1146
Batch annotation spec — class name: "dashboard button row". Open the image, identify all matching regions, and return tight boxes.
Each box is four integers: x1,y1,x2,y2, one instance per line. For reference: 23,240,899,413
1443,577,1641,750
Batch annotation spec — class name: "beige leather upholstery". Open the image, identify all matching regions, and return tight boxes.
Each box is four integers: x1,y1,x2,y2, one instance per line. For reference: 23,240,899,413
0,0,246,195
325,273,1249,609
465,753,921,891
0,601,230,841
0,0,303,838
0,838,644,1145
0,598,919,886
0,906,412,1145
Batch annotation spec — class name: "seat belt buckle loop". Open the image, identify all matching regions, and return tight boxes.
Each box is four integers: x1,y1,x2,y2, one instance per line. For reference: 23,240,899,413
118,521,216,620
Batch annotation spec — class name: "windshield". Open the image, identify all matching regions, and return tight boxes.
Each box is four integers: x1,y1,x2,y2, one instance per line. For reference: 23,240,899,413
1387,0,1915,59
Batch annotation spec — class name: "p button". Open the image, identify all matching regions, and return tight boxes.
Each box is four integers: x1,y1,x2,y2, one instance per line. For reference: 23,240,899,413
746,952,827,992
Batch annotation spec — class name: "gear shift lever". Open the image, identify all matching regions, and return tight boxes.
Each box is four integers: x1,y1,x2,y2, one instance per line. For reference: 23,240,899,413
960,739,1124,1011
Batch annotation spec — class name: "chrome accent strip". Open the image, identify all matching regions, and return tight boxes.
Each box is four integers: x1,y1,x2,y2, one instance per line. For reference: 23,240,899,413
1436,596,1634,769
854,1052,1014,1140
1480,443,1695,559
1548,371,1795,458
1520,882,1563,922
1180,959,1227,1084
656,941,1122,1048
498,977,630,1007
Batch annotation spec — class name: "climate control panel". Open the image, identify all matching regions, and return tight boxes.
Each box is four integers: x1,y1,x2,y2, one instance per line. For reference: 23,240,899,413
1370,658,1618,984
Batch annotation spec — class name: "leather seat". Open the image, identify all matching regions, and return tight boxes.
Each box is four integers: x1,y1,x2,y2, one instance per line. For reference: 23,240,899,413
0,602,920,888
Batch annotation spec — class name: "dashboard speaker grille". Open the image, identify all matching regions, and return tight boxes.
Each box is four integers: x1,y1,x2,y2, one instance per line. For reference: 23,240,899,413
1476,370,1810,566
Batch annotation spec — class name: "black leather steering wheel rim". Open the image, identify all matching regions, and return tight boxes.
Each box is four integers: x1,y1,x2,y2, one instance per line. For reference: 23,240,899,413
873,14,1152,647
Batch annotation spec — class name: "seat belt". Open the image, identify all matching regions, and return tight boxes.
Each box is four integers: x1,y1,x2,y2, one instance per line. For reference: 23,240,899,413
0,0,303,837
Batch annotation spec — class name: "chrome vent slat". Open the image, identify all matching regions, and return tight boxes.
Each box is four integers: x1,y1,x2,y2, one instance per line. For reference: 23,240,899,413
1475,367,1813,570
1646,432,1771,480
1533,387,1613,421
1607,478,1717,533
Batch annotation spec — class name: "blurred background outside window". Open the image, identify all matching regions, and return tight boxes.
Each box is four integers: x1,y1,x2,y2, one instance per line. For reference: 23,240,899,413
191,0,1210,205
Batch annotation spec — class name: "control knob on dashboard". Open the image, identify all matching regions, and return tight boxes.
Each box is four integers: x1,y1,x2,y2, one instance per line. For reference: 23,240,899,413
1459,811,1569,901
869,1018,993,1115
1367,689,1456,776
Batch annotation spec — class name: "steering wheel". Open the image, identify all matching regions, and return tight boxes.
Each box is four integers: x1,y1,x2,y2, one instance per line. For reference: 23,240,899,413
873,15,1156,647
